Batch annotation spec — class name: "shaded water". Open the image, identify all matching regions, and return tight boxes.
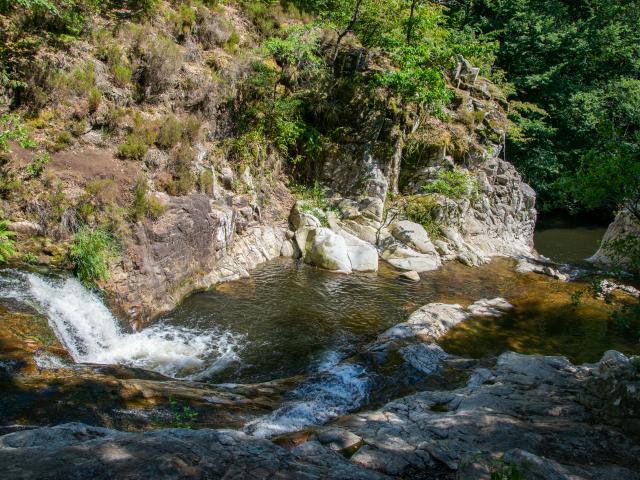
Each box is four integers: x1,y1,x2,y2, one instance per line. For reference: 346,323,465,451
535,224,607,263
159,257,638,384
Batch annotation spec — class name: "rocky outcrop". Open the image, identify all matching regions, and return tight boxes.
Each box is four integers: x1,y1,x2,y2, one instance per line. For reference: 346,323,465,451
589,209,640,273
106,193,291,326
317,55,537,267
4,351,638,480
379,298,513,342
0,423,386,480
290,202,379,273
324,351,640,479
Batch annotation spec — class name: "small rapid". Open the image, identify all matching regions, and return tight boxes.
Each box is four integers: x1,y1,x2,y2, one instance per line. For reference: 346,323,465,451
2,271,243,379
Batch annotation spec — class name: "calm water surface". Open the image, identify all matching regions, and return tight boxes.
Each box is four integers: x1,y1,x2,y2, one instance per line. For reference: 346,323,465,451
535,224,607,263
160,256,638,384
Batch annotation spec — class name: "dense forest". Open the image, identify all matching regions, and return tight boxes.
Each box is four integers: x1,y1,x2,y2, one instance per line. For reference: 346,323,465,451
1,0,638,218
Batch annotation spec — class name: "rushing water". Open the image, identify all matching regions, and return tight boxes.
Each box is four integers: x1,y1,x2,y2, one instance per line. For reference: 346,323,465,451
0,271,242,378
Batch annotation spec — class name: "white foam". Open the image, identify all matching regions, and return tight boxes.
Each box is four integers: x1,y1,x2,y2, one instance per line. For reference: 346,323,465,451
245,363,370,438
24,273,242,378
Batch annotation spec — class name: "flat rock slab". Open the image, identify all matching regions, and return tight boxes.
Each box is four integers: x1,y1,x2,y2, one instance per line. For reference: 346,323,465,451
0,423,388,480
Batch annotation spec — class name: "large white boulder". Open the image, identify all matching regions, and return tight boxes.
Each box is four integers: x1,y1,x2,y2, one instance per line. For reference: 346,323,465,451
303,227,352,273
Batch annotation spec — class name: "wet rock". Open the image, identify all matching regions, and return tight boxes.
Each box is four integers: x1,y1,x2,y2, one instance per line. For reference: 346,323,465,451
106,194,288,324
379,298,512,341
380,303,468,341
381,244,441,273
516,257,569,281
399,343,449,375
467,297,513,317
315,428,362,453
328,351,640,479
399,270,420,281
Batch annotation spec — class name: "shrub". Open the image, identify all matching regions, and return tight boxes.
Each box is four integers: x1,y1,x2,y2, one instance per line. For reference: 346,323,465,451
224,30,240,52
25,151,49,178
404,195,443,240
166,145,195,195
0,219,16,263
131,176,167,220
117,132,149,160
69,226,118,285
146,195,167,219
172,3,196,38
69,120,86,137
198,169,213,194
156,115,182,149
112,64,132,87
88,87,101,112
132,176,147,221
51,131,72,152
117,113,158,159
137,35,183,97
423,167,480,201
182,115,201,143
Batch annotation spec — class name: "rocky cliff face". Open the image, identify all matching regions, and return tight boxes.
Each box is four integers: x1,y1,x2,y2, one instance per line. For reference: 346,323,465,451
317,56,537,269
106,189,293,326
590,209,640,273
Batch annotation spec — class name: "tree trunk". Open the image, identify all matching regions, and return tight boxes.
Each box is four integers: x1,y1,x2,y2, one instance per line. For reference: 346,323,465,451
389,128,405,196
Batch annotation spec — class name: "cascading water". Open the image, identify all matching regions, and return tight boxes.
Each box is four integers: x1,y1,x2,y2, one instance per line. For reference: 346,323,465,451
2,271,243,379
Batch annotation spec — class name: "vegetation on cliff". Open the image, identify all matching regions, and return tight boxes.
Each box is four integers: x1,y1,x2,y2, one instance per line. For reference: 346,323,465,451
0,0,638,285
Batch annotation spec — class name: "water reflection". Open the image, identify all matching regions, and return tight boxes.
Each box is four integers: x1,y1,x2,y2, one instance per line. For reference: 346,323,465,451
159,257,637,383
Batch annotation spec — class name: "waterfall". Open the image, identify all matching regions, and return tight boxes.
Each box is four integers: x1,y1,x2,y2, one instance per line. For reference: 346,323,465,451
11,272,242,379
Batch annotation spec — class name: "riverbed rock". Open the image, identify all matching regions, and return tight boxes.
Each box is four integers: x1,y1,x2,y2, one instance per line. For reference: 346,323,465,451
399,270,420,281
326,351,640,479
303,227,352,273
381,244,441,272
0,423,386,480
391,220,438,255
380,298,512,341
515,256,569,281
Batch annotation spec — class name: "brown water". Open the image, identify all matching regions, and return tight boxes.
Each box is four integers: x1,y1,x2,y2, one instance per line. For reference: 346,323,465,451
160,257,638,384
534,225,607,263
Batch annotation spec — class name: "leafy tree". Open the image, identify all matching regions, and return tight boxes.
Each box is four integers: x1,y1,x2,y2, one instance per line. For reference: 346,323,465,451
453,0,640,214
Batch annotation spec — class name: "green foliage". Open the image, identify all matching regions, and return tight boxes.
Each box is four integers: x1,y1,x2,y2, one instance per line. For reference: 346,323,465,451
423,167,479,201
168,395,198,429
404,195,442,239
118,133,149,160
455,0,640,213
25,151,49,178
156,115,182,149
69,226,118,286
132,176,167,221
21,251,38,264
0,114,36,152
0,219,16,263
117,113,158,160
198,169,214,195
